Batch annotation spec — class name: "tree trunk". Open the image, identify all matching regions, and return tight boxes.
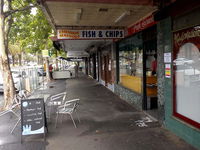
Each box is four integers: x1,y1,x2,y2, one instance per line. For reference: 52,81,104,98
37,54,40,65
0,14,15,109
45,57,51,81
12,55,15,66
18,54,22,66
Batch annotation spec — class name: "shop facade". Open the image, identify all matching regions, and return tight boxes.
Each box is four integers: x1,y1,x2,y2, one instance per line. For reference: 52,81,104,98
114,15,161,117
156,1,200,149
85,50,97,80
85,42,116,92
99,43,115,91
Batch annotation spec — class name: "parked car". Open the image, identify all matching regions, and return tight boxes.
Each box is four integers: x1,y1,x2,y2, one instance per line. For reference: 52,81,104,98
38,67,46,76
173,58,194,66
0,71,21,93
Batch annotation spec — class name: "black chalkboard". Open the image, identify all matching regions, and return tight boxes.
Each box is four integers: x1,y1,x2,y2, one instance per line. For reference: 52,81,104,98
21,98,45,136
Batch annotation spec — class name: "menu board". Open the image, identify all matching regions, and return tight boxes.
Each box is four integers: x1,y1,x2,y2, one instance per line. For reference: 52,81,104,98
21,98,45,136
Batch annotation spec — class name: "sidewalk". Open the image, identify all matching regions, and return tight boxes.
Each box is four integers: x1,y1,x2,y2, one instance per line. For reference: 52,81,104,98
0,74,197,150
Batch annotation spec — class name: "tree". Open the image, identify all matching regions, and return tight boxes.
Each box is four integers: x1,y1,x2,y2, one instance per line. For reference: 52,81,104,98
9,6,53,65
8,43,22,66
0,0,37,109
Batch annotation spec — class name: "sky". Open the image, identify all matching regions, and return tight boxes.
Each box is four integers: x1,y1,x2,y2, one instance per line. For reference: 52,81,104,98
31,7,37,15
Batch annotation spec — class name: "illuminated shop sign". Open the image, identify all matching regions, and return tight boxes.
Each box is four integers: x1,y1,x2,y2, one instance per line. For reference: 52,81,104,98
128,15,157,35
57,29,124,39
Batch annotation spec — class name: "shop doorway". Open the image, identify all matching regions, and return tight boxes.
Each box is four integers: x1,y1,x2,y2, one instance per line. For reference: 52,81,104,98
104,55,108,86
101,50,112,87
142,26,158,119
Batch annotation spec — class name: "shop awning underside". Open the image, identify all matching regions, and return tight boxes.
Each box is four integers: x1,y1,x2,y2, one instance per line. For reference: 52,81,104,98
41,0,158,57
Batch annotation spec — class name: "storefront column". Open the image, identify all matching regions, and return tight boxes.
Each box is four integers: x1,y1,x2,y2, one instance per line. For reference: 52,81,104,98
156,19,168,122
92,54,96,79
85,58,88,75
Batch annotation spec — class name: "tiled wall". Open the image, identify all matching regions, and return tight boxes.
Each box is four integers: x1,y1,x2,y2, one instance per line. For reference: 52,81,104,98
156,18,168,122
114,84,143,110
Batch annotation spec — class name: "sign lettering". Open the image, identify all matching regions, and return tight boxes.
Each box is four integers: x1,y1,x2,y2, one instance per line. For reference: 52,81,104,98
21,99,45,136
57,29,124,39
128,15,156,35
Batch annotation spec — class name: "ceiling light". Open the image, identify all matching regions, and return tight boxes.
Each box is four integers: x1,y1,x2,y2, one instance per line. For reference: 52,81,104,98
76,8,83,24
114,11,131,24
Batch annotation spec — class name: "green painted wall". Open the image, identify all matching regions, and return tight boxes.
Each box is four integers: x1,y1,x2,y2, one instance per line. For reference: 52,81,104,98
158,17,200,150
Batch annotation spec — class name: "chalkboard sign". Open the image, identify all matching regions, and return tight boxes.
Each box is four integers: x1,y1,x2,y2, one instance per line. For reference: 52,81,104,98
21,98,45,136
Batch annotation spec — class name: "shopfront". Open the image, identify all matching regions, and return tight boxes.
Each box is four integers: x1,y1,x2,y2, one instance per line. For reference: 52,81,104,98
115,15,158,111
100,44,115,91
156,3,200,149
173,26,200,129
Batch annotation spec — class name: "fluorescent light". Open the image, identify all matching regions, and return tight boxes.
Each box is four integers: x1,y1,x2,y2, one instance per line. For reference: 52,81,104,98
115,11,130,24
76,8,83,24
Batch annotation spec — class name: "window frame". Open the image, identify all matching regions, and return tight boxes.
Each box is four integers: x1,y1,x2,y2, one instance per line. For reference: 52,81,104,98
173,26,200,129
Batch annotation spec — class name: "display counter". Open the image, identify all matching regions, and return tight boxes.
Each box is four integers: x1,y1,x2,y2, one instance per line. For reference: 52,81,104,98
146,76,157,96
120,74,157,96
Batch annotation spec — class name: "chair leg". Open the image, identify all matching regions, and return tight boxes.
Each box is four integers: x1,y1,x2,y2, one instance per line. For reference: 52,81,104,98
49,106,51,120
61,114,64,124
11,110,20,118
75,110,81,123
0,110,10,117
11,118,21,134
69,114,77,128
55,112,59,128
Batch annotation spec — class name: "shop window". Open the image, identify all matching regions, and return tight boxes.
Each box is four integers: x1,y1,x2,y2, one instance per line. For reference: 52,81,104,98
119,48,143,76
118,33,143,93
173,26,200,128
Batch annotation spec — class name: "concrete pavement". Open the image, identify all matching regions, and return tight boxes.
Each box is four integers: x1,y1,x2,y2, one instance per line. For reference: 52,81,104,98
0,74,197,150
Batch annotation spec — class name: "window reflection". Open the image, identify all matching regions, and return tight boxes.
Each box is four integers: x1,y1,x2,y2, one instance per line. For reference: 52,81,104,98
175,42,200,123
119,48,143,76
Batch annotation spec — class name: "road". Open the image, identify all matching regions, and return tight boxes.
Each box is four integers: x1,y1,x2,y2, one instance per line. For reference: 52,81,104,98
0,93,3,107
0,66,45,108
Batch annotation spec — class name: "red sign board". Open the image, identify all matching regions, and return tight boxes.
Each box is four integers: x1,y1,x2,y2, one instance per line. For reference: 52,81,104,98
128,15,157,35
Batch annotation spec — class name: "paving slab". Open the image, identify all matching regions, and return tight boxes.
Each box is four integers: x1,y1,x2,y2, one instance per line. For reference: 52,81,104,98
0,75,197,150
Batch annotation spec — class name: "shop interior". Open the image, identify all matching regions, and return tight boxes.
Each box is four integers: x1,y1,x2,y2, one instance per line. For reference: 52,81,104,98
143,26,158,118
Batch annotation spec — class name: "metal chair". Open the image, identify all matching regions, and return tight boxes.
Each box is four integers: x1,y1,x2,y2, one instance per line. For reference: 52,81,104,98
0,95,20,117
0,89,33,133
55,98,80,128
0,94,21,133
48,92,67,119
17,89,31,99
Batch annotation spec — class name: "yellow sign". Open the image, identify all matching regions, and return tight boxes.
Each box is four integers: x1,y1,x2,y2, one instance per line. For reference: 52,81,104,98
165,64,171,78
42,50,49,57
58,30,80,39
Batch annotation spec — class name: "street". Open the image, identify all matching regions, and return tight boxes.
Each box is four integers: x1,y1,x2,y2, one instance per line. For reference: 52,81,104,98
0,66,45,108
0,94,3,107
0,74,197,150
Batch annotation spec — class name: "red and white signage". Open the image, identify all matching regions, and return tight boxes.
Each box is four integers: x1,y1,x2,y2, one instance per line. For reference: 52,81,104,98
128,15,157,35
57,29,124,40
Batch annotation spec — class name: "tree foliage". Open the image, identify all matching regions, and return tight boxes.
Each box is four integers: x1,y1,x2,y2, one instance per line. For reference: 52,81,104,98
9,4,53,55
0,0,55,109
